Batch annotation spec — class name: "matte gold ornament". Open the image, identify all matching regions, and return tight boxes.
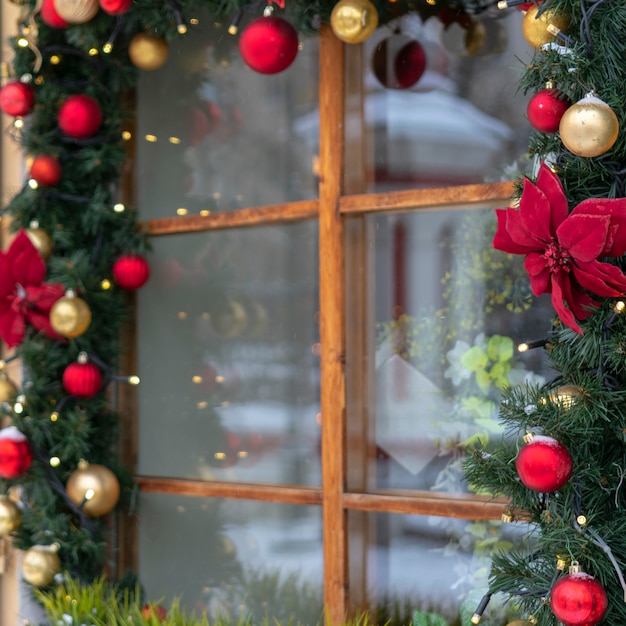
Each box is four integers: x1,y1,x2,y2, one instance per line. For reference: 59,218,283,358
0,372,19,404
521,5,570,49
128,33,169,71
559,93,619,157
49,290,91,338
66,461,120,517
0,495,21,536
330,0,379,44
53,0,99,24
211,300,248,338
26,223,53,260
22,544,61,587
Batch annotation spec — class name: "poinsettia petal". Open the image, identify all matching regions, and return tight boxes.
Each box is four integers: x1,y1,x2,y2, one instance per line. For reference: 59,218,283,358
536,163,569,234
573,259,626,296
571,197,626,256
0,255,14,299
559,276,598,320
26,309,65,341
519,176,554,243
493,209,540,253
0,308,26,348
8,231,45,287
524,253,551,295
551,273,583,334
24,283,65,312
556,214,610,262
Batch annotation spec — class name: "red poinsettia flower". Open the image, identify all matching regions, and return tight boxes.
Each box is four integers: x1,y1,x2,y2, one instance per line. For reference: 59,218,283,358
494,162,626,334
0,230,65,347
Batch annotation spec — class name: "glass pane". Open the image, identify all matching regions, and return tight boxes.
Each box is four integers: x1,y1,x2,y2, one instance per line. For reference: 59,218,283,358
136,10,319,220
136,224,320,485
354,207,553,493
138,493,323,623
296,13,531,192
348,510,530,625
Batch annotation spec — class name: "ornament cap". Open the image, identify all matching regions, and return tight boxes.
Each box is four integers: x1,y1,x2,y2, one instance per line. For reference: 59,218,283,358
523,431,534,443
77,351,89,364
569,560,582,574
77,459,90,470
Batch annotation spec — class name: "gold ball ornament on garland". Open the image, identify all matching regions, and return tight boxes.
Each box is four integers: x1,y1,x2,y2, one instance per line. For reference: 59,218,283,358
21,544,61,587
128,33,169,71
0,495,21,536
25,222,53,260
330,0,379,44
521,5,570,49
549,384,580,409
53,0,99,24
559,93,619,157
66,461,120,517
0,372,19,404
49,289,91,338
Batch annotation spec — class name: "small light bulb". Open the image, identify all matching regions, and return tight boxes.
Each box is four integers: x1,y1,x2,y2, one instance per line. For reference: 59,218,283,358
176,208,188,216
84,489,95,501
237,451,248,458
113,203,125,213
192,376,203,384
177,24,188,34
200,210,210,217
17,38,29,48
214,452,226,460
168,136,181,144
50,54,61,65
50,457,61,467
88,48,99,56
13,401,24,414
14,118,24,129
103,43,113,54
100,278,112,290
616,301,625,313
215,376,225,384
121,131,132,140
178,312,187,320
189,18,199,25
197,401,208,409
145,134,157,142
517,342,529,353
50,412,59,422
28,179,38,189
128,375,140,385
34,76,44,85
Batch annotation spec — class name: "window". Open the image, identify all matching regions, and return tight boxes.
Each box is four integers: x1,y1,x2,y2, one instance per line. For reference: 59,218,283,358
126,14,553,625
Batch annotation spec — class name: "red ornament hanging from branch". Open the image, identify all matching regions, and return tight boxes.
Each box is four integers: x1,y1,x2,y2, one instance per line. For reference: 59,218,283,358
527,86,571,134
0,427,33,479
62,353,103,398
0,81,35,118
29,155,62,187
239,15,299,75
515,434,573,492
58,94,103,139
550,563,608,626
112,254,151,290
41,0,70,28
98,0,132,15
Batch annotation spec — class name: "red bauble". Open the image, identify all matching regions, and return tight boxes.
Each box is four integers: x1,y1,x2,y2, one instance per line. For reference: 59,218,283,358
58,94,102,139
239,16,299,75
527,88,571,134
112,255,151,290
373,37,427,90
99,0,132,15
0,427,33,479
0,81,35,117
63,360,102,398
30,155,62,186
515,435,573,492
550,572,608,626
40,0,69,28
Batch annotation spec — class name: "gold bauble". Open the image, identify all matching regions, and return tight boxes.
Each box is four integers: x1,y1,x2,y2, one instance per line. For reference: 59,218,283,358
22,545,61,587
66,462,120,517
0,496,21,536
549,384,580,409
0,373,19,404
53,0,99,24
128,33,169,71
49,291,91,338
211,300,248,338
330,0,379,44
522,5,570,49
26,226,53,260
559,94,619,157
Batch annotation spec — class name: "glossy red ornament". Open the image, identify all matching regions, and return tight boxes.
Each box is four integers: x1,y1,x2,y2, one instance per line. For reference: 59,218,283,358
527,88,571,133
0,427,33,479
373,36,427,90
550,572,608,625
30,155,62,186
41,0,70,28
112,255,151,290
63,360,102,398
58,94,102,139
0,81,35,117
239,16,299,75
515,435,573,492
99,0,132,15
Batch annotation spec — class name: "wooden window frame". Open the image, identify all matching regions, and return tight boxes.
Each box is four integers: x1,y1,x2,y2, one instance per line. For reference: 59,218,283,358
131,26,516,625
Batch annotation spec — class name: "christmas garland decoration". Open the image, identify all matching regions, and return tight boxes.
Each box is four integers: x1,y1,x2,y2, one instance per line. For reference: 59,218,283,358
0,0,488,596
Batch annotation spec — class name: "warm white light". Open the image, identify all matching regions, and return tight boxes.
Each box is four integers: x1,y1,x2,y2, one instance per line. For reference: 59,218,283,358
84,489,95,501
145,134,157,142
113,203,125,213
50,457,60,467
28,179,38,189
176,208,188,216
128,376,140,385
